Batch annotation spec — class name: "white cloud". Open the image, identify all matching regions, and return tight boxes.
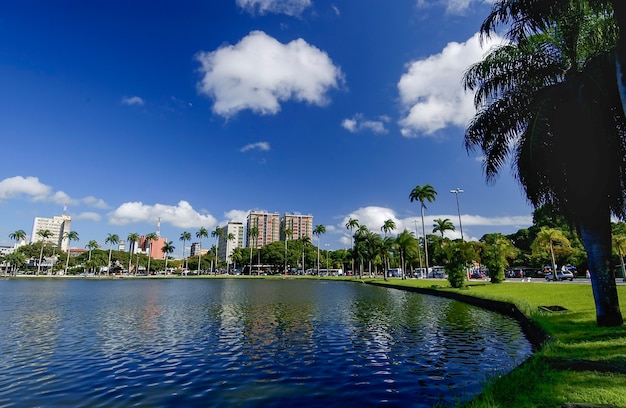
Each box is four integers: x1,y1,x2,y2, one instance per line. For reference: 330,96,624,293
397,33,503,137
121,96,145,106
0,176,109,214
108,200,217,229
341,114,389,134
74,212,102,222
196,30,343,117
338,206,531,242
82,196,109,209
416,0,495,15
223,209,250,224
241,141,271,152
0,176,51,201
236,0,312,16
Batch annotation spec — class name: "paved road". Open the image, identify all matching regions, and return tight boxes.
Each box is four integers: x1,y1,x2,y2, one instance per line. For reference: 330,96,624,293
499,277,626,285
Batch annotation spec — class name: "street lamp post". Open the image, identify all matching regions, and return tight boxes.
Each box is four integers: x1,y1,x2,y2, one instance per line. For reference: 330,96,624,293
450,188,464,241
413,219,424,277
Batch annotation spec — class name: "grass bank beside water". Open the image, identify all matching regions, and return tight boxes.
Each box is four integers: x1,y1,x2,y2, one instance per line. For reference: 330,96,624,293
357,277,626,408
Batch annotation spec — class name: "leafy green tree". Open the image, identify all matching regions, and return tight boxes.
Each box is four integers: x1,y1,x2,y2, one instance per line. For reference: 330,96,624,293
36,229,53,275
63,231,79,274
4,251,26,275
313,224,326,274
612,234,626,281
464,0,623,325
443,241,478,288
481,234,519,283
531,227,573,275
161,240,175,273
433,218,455,238
196,227,208,274
409,184,437,275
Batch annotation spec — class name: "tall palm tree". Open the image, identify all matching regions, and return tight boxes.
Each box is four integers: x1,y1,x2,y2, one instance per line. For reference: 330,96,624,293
248,226,259,274
85,240,99,274
354,225,369,278
409,184,437,276
105,233,119,276
396,229,418,279
211,226,223,274
226,232,236,271
196,227,208,274
161,240,175,274
282,227,293,274
9,230,26,248
464,0,623,326
433,218,455,238
300,235,311,274
179,231,191,272
313,224,326,275
381,219,396,277
63,231,79,274
144,232,158,275
36,229,53,275
345,218,359,275
126,232,140,274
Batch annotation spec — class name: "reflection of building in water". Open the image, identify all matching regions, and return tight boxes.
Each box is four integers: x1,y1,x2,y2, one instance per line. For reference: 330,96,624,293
240,285,314,352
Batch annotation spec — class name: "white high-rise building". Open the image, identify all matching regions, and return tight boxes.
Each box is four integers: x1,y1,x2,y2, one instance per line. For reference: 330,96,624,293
31,213,72,251
218,222,244,264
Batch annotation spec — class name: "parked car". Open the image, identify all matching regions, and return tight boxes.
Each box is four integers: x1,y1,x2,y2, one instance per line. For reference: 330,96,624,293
545,270,574,281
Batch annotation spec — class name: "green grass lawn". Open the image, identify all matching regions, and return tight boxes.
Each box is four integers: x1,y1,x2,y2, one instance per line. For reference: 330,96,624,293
356,278,626,408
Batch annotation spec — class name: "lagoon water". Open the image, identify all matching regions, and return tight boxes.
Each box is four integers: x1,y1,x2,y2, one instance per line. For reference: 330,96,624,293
0,278,532,407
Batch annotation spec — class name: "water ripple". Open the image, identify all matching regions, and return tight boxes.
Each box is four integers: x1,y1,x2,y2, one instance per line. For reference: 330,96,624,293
0,279,531,407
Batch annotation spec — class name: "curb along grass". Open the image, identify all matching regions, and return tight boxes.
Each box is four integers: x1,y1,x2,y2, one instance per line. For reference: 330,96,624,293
349,277,626,408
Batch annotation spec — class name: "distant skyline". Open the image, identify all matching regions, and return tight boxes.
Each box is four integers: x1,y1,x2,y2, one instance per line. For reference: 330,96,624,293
0,0,534,254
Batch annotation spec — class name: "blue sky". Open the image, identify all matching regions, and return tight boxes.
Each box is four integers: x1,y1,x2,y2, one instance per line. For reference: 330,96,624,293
0,0,534,254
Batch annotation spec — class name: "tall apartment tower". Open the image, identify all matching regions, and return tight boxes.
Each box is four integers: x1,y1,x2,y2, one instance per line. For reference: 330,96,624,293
218,222,244,263
246,211,280,248
31,213,72,251
280,213,313,241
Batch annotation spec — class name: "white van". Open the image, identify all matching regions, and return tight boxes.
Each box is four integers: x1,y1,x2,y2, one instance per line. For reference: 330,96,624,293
388,268,403,277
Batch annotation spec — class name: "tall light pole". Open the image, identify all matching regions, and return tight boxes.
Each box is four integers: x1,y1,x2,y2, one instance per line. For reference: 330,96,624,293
450,188,464,240
413,219,424,277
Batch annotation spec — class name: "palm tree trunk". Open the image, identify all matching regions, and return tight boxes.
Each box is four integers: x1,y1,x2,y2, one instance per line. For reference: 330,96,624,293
38,245,44,275
421,205,430,275
578,213,623,326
